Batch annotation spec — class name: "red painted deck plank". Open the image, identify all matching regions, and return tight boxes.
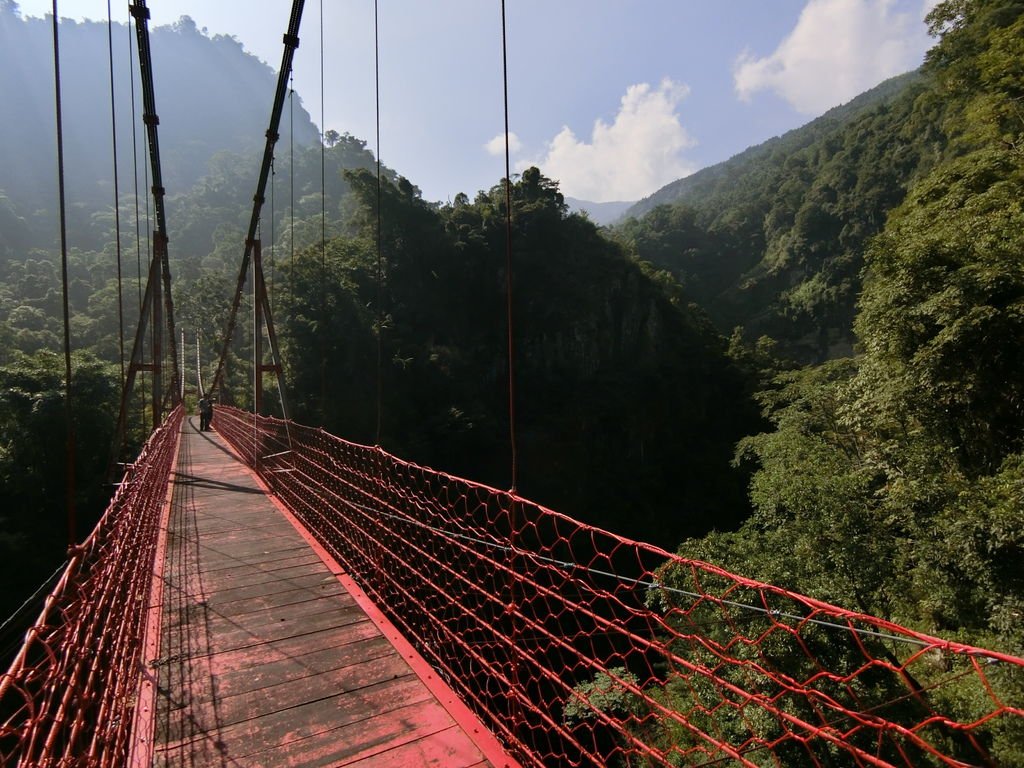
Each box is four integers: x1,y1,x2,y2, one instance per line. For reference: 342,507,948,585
137,416,518,768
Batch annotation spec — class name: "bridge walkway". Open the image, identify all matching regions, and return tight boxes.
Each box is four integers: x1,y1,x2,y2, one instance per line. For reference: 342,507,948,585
134,416,515,768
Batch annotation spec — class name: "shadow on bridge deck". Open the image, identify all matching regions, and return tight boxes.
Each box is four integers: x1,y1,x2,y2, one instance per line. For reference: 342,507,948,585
133,416,515,768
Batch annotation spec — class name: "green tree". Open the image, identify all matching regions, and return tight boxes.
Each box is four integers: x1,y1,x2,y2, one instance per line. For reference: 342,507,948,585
274,169,761,546
925,0,1024,155
0,351,119,624
855,149,1024,475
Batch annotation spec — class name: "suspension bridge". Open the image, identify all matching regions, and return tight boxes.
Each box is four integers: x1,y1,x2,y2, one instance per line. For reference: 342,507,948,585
2,2,1023,766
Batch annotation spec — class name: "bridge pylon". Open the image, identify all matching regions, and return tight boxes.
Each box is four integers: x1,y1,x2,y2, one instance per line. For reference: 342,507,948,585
252,238,289,420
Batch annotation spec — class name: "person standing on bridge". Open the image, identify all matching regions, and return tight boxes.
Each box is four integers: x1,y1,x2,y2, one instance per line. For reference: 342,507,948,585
198,395,213,431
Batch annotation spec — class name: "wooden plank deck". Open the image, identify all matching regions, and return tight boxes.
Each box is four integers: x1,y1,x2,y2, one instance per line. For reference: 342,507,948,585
134,416,518,768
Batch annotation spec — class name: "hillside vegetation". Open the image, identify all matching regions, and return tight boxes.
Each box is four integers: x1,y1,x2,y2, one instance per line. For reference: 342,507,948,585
276,168,761,546
0,6,321,256
618,70,950,361
665,0,1024,693
0,7,1021,738
0,8,762,626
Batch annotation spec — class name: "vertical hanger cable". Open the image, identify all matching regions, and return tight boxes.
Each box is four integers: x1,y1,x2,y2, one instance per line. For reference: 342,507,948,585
374,0,384,445
50,1,77,546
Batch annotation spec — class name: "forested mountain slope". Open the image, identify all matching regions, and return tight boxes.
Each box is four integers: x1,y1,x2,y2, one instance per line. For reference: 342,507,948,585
617,70,952,361
2,12,1021,750
0,5,767,622
0,8,400,627
663,7,1024,760
0,6,320,255
275,168,762,547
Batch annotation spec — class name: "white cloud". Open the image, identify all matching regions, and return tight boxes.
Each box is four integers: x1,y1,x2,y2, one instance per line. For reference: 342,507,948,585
734,0,934,114
519,79,697,203
485,132,522,156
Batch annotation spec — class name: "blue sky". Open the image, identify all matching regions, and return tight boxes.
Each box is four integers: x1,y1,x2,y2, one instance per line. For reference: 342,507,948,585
19,0,939,203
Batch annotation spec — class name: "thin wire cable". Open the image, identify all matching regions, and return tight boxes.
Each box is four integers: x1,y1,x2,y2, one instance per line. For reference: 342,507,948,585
328,492,946,653
196,330,203,396
318,0,327,417
0,561,67,643
289,73,295,287
143,123,151,276
128,21,142,313
106,0,126,389
179,328,185,400
51,1,76,547
500,0,518,493
146,144,155,428
374,0,383,445
498,1,522,738
254,221,260,422
142,73,153,428
128,14,146,436
284,76,295,410
270,157,275,317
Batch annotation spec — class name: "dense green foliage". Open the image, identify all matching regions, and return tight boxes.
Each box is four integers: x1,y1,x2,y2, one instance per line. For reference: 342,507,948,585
674,0,1024,651
616,70,953,361
0,5,320,256
640,2,1024,761
1,6,1022,760
0,351,120,643
277,167,760,545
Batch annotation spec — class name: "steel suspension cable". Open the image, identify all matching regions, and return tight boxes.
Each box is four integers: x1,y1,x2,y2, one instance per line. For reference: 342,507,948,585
270,158,275,316
141,91,152,421
318,0,327,417
127,18,145,432
266,163,291,433
106,0,126,388
289,73,295,287
500,0,518,493
143,138,150,276
287,77,296,432
179,328,185,401
51,1,76,547
139,36,150,331
374,0,383,445
254,220,260,422
498,0,523,743
128,23,142,315
196,330,203,396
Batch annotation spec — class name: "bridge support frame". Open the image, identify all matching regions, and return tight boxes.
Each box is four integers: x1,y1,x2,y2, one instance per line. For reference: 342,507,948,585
251,239,289,422
109,232,176,476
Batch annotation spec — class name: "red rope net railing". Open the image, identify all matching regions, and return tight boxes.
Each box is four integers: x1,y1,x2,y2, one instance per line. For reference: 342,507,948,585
224,406,1024,767
0,405,182,768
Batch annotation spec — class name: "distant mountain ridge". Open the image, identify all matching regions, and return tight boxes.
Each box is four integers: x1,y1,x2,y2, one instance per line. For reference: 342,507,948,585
625,72,923,220
616,70,950,362
564,197,635,226
0,9,321,252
